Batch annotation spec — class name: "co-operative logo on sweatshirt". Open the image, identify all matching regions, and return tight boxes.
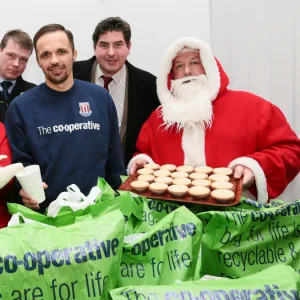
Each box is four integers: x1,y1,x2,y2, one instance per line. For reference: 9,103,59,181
79,102,92,117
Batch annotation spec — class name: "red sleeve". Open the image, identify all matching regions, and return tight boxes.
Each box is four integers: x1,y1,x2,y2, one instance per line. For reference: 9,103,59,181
248,103,300,199
126,112,157,173
0,123,12,228
0,123,12,167
135,120,153,158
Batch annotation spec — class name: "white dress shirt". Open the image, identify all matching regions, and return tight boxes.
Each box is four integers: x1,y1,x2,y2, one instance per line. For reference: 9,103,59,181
95,64,127,131
0,77,16,94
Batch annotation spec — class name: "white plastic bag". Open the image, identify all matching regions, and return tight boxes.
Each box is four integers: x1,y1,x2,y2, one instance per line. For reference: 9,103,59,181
8,212,51,227
47,184,102,217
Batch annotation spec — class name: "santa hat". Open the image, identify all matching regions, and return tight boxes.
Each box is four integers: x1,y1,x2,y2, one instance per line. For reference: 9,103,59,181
157,37,221,105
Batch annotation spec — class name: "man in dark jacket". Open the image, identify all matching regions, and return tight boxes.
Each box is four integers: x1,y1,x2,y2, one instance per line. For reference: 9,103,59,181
0,30,36,122
73,17,160,165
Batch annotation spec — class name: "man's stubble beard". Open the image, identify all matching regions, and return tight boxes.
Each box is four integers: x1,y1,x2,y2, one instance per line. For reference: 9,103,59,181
46,65,69,84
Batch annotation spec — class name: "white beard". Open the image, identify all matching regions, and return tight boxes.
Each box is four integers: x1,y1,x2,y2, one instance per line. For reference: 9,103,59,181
160,74,213,131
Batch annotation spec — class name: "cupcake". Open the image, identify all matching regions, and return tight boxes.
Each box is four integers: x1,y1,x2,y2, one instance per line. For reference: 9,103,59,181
172,177,191,186
137,174,155,183
176,165,194,173
191,179,211,188
211,189,235,203
160,164,177,172
137,168,154,175
208,174,230,182
170,171,189,179
211,181,233,190
144,163,160,170
189,172,208,180
213,167,233,176
130,181,149,192
154,176,173,185
168,185,189,197
153,169,171,177
188,186,210,199
149,182,168,195
194,166,213,174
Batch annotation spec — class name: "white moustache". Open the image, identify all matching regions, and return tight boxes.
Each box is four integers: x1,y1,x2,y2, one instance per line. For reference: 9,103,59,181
170,74,208,99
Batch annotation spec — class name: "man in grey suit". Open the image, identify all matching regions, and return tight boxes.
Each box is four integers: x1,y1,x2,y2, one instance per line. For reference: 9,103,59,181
73,17,160,165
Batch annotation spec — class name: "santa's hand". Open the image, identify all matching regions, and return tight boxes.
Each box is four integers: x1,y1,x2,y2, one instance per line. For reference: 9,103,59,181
20,182,48,210
129,159,147,175
233,165,255,189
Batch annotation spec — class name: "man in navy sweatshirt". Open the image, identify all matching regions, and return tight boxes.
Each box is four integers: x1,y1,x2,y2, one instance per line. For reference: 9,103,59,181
5,24,125,212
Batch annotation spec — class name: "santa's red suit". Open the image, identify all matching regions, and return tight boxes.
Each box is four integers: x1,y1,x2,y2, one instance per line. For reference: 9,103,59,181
128,37,300,203
0,122,12,228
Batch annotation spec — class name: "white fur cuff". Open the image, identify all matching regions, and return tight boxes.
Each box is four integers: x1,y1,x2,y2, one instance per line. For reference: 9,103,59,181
127,154,154,175
228,157,268,204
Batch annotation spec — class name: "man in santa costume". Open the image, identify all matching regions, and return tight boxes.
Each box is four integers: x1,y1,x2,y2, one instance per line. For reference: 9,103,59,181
128,37,300,203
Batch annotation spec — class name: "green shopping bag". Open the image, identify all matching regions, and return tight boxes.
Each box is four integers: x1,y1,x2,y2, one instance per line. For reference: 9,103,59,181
198,199,300,279
118,206,202,287
125,193,180,233
0,210,125,300
97,177,116,201
109,265,300,300
7,192,140,235
7,203,57,226
86,192,144,235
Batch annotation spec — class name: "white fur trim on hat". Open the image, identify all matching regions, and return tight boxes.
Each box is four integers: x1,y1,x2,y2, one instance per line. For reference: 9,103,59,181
157,37,220,106
127,154,154,175
228,157,268,204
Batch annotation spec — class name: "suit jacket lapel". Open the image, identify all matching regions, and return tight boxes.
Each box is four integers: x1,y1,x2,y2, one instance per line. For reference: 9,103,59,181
8,77,24,103
0,93,5,104
126,61,139,133
74,56,97,82
90,59,98,83
120,65,129,153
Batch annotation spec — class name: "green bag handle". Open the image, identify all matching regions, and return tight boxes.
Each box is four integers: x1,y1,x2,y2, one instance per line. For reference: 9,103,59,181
74,214,95,223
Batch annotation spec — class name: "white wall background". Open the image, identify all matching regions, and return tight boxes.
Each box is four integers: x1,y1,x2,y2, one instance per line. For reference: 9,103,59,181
1,0,298,201
210,0,300,201
0,0,210,84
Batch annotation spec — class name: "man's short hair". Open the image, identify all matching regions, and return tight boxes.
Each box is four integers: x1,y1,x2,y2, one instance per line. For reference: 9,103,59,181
92,17,131,48
33,24,75,54
0,29,33,53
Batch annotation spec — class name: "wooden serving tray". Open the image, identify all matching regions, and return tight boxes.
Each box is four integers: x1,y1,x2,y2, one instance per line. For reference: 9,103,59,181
119,173,243,207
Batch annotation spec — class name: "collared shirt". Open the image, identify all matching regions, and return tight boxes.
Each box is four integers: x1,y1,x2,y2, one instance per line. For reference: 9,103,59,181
95,64,126,130
0,77,16,94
